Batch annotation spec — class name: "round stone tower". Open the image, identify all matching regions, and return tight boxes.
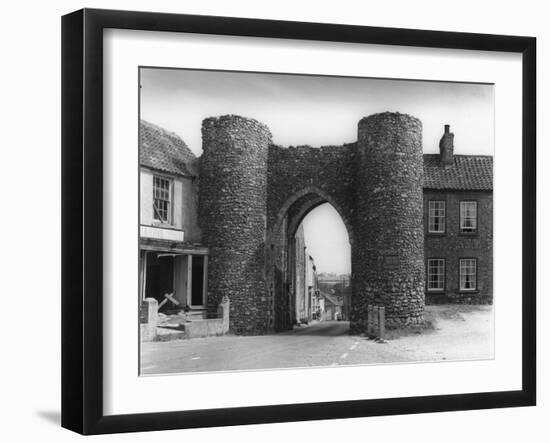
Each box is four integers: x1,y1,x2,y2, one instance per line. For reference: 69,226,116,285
199,115,272,334
352,112,425,331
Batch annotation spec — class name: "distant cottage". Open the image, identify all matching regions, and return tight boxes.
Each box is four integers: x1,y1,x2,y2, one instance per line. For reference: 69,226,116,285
139,113,492,336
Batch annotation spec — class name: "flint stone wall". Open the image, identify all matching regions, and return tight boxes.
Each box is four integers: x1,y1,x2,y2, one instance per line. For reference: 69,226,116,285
198,115,271,334
267,143,357,235
199,112,425,334
265,144,357,331
352,113,425,330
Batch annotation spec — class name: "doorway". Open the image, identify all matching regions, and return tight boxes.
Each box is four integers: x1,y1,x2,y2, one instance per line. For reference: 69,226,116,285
145,254,174,310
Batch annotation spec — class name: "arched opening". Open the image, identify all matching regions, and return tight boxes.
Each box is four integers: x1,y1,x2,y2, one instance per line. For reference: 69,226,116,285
300,204,351,325
268,189,352,333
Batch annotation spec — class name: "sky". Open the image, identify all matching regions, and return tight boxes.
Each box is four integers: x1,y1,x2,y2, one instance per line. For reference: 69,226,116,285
140,68,494,274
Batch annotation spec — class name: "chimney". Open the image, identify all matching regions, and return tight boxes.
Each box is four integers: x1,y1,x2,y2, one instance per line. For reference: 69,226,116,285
439,124,454,166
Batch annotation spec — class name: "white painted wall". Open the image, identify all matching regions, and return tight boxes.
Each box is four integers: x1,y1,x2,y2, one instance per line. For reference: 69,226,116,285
0,1,547,443
140,168,201,242
140,168,184,229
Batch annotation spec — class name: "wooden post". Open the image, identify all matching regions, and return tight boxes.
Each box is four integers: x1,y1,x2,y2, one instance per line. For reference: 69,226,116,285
141,251,148,302
187,254,193,306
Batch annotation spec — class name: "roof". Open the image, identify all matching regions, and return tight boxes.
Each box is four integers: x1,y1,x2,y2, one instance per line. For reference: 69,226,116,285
423,154,493,191
140,120,196,177
321,292,343,307
139,120,492,190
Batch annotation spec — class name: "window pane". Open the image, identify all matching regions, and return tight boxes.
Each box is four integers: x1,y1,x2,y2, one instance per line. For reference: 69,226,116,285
460,201,477,232
459,259,477,290
427,259,445,291
428,201,445,233
153,176,171,223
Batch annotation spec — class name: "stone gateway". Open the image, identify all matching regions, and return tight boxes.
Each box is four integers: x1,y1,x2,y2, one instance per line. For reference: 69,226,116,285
195,112,492,335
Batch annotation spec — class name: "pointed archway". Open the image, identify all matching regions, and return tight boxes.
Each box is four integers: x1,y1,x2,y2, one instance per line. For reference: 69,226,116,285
266,186,353,332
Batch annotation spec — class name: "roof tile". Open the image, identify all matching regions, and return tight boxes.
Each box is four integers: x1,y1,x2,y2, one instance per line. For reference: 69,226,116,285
423,154,493,191
140,120,196,176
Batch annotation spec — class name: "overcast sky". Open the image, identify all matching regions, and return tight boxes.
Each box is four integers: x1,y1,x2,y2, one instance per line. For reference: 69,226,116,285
140,68,494,274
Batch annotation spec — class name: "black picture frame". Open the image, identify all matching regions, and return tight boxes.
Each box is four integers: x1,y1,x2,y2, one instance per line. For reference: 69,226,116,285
61,8,536,435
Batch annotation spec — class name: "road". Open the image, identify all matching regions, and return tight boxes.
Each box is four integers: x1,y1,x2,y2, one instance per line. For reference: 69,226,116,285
141,305,494,375
141,320,417,375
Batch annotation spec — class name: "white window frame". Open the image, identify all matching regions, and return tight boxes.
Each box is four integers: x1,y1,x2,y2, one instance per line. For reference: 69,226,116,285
460,201,477,233
427,258,445,292
428,200,446,233
459,258,477,291
152,175,172,224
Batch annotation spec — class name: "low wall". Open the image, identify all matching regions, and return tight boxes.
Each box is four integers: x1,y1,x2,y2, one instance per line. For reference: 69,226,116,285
184,318,225,338
140,296,231,342
183,296,230,338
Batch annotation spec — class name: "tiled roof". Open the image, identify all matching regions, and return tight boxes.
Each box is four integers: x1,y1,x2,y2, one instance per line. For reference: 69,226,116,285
140,120,196,177
423,154,493,191
321,292,343,307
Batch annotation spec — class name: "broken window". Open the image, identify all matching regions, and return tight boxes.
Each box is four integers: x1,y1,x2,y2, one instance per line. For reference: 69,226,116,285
153,176,171,223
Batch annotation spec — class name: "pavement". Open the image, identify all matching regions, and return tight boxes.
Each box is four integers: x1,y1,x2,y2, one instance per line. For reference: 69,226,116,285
140,305,494,375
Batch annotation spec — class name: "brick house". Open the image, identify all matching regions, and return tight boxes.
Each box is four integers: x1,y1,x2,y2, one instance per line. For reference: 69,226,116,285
423,125,493,304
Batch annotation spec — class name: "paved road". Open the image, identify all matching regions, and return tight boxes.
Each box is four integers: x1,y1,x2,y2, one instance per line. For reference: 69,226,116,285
140,321,410,375
140,306,494,375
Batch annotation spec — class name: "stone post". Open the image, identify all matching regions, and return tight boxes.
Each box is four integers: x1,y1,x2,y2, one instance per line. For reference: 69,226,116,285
373,306,379,336
367,304,373,336
217,295,230,334
140,298,158,342
379,306,385,340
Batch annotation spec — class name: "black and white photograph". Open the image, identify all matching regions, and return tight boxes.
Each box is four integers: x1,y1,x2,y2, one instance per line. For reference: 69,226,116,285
1,0,545,440
138,68,494,375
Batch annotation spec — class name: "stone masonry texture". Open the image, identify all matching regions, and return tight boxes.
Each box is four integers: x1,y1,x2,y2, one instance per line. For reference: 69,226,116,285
352,113,425,331
266,143,357,331
199,115,271,334
197,113,490,335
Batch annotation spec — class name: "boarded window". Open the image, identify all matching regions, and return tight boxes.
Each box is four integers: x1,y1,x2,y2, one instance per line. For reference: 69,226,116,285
383,254,400,270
